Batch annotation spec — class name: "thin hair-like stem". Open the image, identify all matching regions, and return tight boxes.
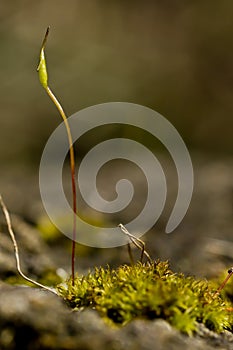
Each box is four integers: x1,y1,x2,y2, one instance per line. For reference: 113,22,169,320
127,243,134,265
118,224,153,264
0,195,57,295
45,86,77,285
213,267,233,298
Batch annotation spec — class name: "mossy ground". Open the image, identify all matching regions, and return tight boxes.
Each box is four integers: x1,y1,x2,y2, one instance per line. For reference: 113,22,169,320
57,261,233,336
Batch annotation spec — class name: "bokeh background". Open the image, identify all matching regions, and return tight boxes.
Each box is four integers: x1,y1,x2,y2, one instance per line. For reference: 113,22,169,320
0,1,232,277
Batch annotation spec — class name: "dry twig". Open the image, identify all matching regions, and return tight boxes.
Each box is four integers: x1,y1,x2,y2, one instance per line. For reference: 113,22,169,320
0,194,58,295
118,223,153,264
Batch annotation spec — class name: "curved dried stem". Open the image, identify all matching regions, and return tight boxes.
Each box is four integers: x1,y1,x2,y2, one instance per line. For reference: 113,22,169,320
0,195,58,295
118,223,153,264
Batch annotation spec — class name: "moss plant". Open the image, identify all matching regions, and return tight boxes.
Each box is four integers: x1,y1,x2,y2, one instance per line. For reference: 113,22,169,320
37,27,77,284
1,193,232,337
57,261,233,335
2,192,231,333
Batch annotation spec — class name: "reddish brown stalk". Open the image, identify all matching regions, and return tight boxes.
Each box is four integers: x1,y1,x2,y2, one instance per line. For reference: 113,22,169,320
214,267,233,298
37,27,77,285
45,87,77,286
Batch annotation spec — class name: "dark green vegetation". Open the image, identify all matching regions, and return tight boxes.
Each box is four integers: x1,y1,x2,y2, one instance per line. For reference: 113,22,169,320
58,261,233,336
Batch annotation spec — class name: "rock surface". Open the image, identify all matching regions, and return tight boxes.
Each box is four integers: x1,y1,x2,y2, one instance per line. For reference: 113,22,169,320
0,284,232,350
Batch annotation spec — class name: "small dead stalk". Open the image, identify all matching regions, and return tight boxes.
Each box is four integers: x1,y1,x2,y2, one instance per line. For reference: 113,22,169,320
0,194,58,295
118,223,153,264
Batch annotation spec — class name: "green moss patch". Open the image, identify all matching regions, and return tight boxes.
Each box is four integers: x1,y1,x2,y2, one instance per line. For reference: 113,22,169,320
57,261,233,335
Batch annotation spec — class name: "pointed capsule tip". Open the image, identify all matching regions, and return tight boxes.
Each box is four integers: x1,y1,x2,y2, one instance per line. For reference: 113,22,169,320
45,26,50,37
37,27,49,88
41,26,50,49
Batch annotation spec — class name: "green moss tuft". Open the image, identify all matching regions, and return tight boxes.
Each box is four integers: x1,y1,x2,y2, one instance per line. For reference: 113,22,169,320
57,261,233,335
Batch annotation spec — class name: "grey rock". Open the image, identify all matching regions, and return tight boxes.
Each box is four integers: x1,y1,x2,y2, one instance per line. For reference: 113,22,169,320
0,284,232,350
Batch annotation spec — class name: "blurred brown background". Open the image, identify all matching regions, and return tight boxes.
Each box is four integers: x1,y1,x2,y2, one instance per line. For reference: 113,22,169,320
0,1,232,275
1,0,233,162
